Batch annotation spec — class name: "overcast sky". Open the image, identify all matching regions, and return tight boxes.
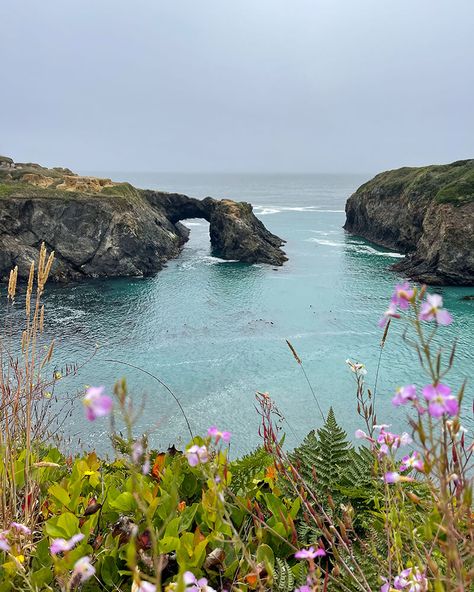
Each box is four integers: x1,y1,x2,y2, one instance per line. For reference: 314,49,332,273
2,1,473,173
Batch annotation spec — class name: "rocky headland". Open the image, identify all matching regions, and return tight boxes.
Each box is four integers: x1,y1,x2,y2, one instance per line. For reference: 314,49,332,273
0,156,287,281
344,160,474,285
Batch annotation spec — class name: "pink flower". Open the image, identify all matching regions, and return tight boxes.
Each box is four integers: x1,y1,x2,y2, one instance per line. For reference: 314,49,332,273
82,386,113,421
10,522,31,535
137,582,157,592
294,546,326,560
185,445,209,467
400,452,424,472
50,533,85,555
377,428,412,455
384,471,401,484
207,426,231,443
383,472,414,484
71,556,95,583
0,531,10,552
419,294,452,325
392,282,415,310
423,383,458,418
392,384,417,406
183,571,216,592
388,567,428,591
378,301,400,327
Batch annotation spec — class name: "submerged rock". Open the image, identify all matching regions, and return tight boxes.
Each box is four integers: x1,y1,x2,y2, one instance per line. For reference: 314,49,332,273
344,160,474,286
0,157,287,281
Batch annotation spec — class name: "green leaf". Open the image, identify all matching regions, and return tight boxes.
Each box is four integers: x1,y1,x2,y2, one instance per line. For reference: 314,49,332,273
101,556,119,586
30,566,53,588
109,492,137,513
48,483,71,508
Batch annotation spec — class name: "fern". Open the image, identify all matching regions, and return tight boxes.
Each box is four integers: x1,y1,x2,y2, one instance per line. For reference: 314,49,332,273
273,557,295,592
229,446,272,494
290,407,352,494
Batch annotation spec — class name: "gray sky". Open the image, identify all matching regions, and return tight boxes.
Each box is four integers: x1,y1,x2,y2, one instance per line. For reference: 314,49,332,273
2,0,473,173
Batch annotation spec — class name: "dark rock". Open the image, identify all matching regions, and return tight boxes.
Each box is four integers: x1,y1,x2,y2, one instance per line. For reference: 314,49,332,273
0,157,287,281
344,160,474,286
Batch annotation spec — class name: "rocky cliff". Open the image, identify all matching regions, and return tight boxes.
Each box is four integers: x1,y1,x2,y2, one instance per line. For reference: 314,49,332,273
344,160,474,285
0,157,287,281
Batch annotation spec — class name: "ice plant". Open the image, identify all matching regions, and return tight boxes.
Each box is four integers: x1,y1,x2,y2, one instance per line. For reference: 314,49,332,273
185,444,209,467
71,556,95,583
400,451,424,472
294,546,326,559
50,533,85,555
82,386,113,421
418,294,452,325
422,383,458,418
183,571,216,592
392,384,417,406
207,425,231,443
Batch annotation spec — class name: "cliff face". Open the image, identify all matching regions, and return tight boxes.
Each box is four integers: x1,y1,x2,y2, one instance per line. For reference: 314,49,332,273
0,158,286,281
344,160,474,285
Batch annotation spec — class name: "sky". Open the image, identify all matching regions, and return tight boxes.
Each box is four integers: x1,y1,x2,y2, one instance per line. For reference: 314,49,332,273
2,0,473,174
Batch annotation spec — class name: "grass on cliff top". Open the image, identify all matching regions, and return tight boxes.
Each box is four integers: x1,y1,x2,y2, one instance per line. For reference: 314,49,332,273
357,159,474,204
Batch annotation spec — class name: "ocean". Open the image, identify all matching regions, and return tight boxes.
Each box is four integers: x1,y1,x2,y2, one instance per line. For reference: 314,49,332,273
42,173,473,454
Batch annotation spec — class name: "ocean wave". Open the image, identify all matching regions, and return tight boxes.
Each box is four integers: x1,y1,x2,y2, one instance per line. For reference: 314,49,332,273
179,255,239,269
254,205,344,215
182,221,204,227
306,238,404,258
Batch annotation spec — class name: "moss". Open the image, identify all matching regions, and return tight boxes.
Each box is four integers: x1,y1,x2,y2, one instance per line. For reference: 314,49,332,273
0,183,15,197
357,160,474,205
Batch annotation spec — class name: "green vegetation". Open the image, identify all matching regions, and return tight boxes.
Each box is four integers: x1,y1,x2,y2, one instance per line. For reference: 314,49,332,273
0,246,472,592
356,159,474,204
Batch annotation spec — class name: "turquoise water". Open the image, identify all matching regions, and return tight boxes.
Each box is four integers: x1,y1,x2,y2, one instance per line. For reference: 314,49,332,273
44,173,473,454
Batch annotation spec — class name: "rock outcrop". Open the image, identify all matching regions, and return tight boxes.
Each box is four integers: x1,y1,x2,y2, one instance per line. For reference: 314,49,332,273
0,158,287,281
344,160,474,285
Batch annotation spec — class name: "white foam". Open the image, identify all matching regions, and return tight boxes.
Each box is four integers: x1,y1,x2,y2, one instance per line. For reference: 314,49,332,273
306,238,404,258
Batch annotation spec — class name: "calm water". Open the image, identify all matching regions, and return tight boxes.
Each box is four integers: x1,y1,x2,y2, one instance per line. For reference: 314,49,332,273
42,173,473,454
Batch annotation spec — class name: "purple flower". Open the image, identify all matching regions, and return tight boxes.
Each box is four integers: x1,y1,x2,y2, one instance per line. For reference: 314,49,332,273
392,384,417,406
185,445,209,468
183,571,216,592
50,533,85,555
0,531,10,552
392,282,415,310
400,451,424,472
82,386,113,421
10,522,31,535
378,301,400,327
389,567,428,591
207,426,231,443
419,294,452,325
132,440,144,463
71,556,95,583
294,546,326,560
423,383,458,418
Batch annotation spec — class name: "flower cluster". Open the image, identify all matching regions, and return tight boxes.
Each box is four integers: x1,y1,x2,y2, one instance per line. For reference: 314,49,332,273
183,571,216,592
381,567,428,591
185,445,209,467
379,282,452,328
0,522,31,553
